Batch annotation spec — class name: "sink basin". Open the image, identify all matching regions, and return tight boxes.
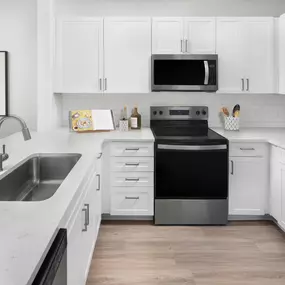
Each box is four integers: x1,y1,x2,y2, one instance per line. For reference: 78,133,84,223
0,154,82,201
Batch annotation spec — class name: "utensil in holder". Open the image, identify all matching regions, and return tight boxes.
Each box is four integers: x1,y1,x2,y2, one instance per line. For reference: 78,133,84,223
119,120,129,132
224,116,239,131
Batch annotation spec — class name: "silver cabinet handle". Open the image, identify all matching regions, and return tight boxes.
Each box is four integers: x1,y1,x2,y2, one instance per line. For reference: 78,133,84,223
125,148,140,151
204,61,209,85
104,78,107,91
240,148,255,151
231,160,234,175
125,178,140,182
125,196,140,200
180,39,183,53
125,163,140,166
246,78,249,91
184,39,188,53
96,174,100,191
241,79,244,91
99,78,102,91
85,203,90,226
82,207,88,232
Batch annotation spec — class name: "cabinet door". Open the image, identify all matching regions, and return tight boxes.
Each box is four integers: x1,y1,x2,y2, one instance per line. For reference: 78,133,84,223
95,155,102,234
280,164,285,229
229,157,267,215
104,18,151,93
54,17,103,93
270,146,282,222
67,201,85,285
279,15,285,94
216,18,245,93
81,171,98,283
244,18,274,93
152,18,184,54
184,18,216,54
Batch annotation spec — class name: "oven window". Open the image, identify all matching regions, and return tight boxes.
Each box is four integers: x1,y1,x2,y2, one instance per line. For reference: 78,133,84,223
154,60,205,86
155,149,228,199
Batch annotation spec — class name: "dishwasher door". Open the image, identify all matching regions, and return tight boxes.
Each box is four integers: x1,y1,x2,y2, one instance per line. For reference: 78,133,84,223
32,229,67,285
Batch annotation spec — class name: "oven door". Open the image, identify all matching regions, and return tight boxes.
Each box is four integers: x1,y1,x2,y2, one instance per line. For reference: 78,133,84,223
151,54,218,92
155,144,228,199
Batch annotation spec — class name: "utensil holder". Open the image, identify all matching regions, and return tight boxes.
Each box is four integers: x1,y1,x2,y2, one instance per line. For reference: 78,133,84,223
119,120,129,132
224,116,239,131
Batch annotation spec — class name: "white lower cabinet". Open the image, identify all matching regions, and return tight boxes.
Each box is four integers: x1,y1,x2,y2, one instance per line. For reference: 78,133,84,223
229,143,269,216
270,146,285,230
280,166,285,229
67,160,101,285
106,141,154,216
270,146,282,222
111,187,153,216
229,157,267,215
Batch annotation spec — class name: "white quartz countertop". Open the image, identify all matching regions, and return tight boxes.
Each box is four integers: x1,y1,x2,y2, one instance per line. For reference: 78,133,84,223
0,128,154,285
213,127,285,148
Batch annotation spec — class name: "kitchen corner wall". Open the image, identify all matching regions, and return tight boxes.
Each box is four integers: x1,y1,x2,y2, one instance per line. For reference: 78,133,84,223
59,93,285,128
0,0,37,138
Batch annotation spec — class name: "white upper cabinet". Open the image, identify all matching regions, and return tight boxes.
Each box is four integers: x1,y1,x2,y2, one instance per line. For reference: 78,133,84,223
152,18,184,54
152,17,216,54
54,17,103,93
104,18,151,93
216,18,245,93
217,17,275,93
245,18,274,93
184,18,216,54
279,14,285,94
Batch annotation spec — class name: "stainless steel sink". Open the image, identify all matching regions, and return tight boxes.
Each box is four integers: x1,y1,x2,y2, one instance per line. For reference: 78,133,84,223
0,154,82,201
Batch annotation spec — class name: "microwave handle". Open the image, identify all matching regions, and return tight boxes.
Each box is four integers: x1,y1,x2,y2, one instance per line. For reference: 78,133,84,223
204,61,209,85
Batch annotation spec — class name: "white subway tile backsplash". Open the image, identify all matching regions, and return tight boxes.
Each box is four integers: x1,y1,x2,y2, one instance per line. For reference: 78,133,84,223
58,93,285,128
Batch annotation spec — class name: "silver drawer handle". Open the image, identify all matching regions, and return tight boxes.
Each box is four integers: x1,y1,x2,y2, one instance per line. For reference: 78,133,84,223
125,148,140,151
82,203,90,232
125,196,140,200
96,174,100,191
125,178,140,182
125,163,140,166
240,148,255,151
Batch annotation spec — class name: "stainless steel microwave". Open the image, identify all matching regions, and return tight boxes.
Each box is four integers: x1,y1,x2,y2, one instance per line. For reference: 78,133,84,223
151,54,218,92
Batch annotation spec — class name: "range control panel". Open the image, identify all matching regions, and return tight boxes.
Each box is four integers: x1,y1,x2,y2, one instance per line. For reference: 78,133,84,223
150,106,208,120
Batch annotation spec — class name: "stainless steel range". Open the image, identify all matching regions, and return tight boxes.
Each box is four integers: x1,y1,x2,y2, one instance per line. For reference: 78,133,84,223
151,106,229,225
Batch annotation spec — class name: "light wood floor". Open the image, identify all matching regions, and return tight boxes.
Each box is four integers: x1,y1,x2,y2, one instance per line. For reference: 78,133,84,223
87,222,285,285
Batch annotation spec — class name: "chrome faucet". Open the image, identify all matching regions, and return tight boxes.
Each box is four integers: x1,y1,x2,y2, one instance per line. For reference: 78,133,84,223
0,115,32,171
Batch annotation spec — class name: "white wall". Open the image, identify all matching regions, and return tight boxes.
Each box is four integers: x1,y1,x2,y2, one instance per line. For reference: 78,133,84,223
59,93,285,128
0,0,37,138
55,0,285,17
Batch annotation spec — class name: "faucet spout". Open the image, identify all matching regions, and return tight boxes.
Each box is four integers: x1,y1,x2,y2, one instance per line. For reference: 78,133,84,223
0,115,32,141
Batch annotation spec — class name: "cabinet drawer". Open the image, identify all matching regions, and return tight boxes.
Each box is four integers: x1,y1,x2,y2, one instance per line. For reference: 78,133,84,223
110,142,154,157
111,157,154,172
111,172,154,187
229,143,267,157
111,188,154,216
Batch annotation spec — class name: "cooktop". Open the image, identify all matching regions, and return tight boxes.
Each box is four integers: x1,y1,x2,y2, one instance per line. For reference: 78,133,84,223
150,106,228,145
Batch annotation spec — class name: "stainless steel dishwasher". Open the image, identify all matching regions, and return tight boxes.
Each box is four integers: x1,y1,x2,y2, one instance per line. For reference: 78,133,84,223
32,229,67,285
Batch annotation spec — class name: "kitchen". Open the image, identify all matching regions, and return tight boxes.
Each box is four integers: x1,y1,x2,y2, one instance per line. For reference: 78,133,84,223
2,0,285,284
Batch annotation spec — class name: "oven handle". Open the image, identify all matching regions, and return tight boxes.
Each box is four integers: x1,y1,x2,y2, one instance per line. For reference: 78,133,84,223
204,61,209,85
157,144,227,151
